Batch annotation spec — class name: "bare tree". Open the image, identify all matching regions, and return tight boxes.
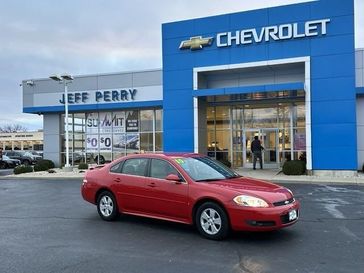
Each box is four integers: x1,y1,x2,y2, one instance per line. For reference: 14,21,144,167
0,124,28,133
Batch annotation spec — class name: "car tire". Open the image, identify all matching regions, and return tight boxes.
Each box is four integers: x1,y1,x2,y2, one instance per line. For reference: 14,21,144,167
96,191,119,221
195,202,229,240
94,155,106,165
0,161,7,169
23,160,30,166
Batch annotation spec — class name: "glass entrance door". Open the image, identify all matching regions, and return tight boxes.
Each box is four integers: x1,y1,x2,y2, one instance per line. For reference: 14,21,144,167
261,129,279,166
243,129,279,168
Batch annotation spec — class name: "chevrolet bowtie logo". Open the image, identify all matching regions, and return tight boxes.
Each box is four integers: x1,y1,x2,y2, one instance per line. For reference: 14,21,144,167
179,36,214,50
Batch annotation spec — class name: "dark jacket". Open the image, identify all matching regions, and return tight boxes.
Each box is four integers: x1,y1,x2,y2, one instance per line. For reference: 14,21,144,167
251,139,263,153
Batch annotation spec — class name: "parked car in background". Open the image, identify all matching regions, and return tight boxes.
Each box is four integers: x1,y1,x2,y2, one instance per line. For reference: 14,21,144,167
81,153,300,240
0,155,21,169
3,150,42,165
27,150,43,158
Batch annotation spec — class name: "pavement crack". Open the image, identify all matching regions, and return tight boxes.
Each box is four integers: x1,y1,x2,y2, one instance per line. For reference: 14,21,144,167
233,251,266,273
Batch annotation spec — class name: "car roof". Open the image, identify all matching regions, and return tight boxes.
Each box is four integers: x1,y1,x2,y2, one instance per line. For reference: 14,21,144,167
120,153,205,160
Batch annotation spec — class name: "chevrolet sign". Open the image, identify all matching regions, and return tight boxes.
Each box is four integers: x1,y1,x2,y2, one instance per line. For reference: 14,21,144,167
179,36,214,50
179,18,330,50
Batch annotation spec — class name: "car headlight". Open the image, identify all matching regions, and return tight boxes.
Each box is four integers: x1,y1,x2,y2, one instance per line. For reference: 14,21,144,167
233,195,269,208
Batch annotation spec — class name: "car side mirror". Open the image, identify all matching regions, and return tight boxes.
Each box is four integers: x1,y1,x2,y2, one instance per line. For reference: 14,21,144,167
165,174,182,183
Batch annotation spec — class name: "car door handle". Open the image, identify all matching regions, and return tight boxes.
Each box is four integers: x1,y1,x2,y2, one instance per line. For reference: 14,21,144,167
147,182,157,188
114,178,121,183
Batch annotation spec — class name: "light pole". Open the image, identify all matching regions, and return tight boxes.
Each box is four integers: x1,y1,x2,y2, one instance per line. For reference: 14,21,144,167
50,74,74,171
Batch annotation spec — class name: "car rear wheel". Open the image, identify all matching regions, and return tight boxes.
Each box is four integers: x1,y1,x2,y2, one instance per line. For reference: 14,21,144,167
94,155,105,165
195,202,229,240
97,191,119,221
22,160,30,166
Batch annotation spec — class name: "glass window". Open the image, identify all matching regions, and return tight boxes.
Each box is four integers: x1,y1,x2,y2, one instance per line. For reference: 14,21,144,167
150,159,179,179
85,112,99,134
215,130,230,162
215,106,230,130
155,132,163,152
113,134,126,154
244,108,277,128
293,128,306,150
207,107,215,128
140,133,153,152
61,108,163,164
295,104,306,128
155,109,163,131
125,133,140,154
110,162,122,173
140,110,153,132
174,157,238,181
121,158,148,176
232,107,243,130
73,113,86,134
278,105,290,129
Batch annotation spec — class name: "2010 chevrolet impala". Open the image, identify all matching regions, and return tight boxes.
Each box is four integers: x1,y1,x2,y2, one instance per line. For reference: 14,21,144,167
81,153,299,240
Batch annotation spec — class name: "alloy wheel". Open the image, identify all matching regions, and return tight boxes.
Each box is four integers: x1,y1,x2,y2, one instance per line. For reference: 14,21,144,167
200,208,222,235
99,195,114,217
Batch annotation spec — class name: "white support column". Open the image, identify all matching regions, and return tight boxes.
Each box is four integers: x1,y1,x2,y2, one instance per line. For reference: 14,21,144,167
305,59,312,171
153,109,156,153
193,97,199,153
290,105,294,161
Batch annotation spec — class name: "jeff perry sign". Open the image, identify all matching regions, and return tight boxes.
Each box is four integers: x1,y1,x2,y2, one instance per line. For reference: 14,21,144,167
31,85,162,107
59,89,137,104
179,18,330,50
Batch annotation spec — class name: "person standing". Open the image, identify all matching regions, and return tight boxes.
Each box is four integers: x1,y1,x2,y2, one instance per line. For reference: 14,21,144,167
251,136,264,170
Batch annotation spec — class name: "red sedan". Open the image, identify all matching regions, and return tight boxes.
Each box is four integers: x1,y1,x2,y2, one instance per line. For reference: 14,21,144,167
81,153,299,240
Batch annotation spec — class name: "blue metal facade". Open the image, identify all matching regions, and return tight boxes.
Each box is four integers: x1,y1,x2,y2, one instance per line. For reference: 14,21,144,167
162,0,357,170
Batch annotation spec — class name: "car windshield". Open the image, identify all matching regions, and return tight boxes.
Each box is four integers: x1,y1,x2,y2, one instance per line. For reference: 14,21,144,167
174,157,240,182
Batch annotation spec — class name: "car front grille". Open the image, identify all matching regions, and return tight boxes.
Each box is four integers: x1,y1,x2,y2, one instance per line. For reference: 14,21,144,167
246,220,276,227
273,198,294,207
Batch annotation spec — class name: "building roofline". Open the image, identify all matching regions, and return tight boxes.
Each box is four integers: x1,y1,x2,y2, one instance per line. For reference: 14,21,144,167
23,68,162,83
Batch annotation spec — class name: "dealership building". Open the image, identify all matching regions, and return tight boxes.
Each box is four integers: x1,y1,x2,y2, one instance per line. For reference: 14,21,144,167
22,0,364,175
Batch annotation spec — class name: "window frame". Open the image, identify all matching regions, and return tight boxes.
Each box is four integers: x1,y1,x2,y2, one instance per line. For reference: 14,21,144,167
109,161,124,173
147,158,186,183
119,158,149,177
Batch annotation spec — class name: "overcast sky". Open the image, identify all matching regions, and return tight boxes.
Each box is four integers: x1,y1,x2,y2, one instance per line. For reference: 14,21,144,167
0,0,363,131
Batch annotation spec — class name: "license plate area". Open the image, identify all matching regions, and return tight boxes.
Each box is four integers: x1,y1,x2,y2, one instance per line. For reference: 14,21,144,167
288,209,298,221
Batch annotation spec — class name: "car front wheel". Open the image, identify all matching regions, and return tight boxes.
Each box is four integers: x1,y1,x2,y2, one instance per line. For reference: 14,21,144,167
195,202,229,240
0,161,7,169
97,191,119,221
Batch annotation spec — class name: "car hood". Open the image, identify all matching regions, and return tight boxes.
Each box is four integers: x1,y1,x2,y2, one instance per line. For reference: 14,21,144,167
208,177,292,203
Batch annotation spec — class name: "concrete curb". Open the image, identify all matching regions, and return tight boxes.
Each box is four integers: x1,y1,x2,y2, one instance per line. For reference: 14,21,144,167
0,176,83,180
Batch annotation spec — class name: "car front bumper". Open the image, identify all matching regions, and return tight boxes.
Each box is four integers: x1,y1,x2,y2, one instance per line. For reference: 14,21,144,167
228,200,300,231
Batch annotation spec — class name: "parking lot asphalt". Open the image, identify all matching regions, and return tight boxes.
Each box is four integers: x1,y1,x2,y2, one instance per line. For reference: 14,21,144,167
0,179,363,273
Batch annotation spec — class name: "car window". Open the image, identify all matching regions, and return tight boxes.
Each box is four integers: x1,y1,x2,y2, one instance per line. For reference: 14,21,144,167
121,158,148,177
110,162,122,173
150,159,179,180
174,157,239,181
